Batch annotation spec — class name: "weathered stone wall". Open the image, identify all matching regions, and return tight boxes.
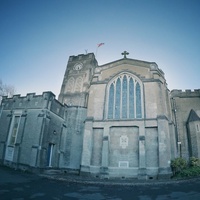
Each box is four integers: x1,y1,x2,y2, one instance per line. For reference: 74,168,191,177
187,121,200,158
145,127,158,168
91,128,103,166
64,106,87,169
58,53,98,106
171,89,200,159
87,84,106,120
0,92,67,169
109,127,139,168
0,110,12,162
81,57,174,178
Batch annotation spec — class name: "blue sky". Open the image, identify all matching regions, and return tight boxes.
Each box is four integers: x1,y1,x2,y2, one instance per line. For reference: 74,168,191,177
0,0,200,98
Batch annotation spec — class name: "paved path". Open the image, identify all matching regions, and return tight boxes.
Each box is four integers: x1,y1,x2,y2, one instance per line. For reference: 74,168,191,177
1,166,200,199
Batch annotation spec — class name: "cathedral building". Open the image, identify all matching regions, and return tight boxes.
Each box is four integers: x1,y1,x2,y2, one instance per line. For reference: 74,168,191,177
0,52,200,179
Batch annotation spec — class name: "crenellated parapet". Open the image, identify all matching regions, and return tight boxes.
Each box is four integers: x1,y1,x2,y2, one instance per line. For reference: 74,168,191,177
1,91,67,118
68,53,96,62
170,89,200,98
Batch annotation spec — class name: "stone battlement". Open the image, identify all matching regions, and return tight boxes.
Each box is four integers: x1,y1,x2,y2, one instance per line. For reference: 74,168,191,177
170,89,200,98
2,91,55,102
1,92,66,117
68,53,95,62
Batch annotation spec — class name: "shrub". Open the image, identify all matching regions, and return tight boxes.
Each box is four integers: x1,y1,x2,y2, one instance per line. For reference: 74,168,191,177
171,157,187,176
176,166,200,178
171,157,200,178
189,157,200,167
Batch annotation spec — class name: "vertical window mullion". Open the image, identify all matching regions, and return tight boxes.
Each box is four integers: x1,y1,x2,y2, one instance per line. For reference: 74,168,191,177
107,74,142,120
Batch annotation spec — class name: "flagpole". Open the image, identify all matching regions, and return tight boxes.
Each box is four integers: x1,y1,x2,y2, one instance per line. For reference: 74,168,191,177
95,43,105,58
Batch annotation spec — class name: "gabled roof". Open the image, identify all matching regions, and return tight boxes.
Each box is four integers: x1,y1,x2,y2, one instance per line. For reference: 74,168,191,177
187,109,200,122
99,57,155,68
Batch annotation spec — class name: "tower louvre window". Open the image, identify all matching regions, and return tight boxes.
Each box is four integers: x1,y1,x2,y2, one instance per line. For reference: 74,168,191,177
107,73,142,119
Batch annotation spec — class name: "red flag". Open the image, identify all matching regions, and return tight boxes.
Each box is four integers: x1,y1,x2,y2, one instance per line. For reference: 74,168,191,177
97,43,105,47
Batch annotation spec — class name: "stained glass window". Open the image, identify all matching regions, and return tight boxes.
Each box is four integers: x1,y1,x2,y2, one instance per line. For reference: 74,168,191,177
136,82,142,118
129,78,134,118
122,76,127,118
107,73,142,119
108,83,114,119
115,78,121,119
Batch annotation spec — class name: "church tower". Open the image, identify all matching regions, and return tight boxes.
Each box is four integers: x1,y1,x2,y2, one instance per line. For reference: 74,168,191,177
58,53,98,107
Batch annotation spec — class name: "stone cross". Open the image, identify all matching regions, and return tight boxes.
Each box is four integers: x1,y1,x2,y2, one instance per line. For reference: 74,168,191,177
121,51,129,58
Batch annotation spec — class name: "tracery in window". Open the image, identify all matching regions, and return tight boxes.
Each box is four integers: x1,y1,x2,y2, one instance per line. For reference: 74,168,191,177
107,73,142,119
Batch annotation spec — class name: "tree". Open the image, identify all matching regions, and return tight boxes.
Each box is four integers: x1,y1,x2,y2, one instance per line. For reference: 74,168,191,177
0,79,16,103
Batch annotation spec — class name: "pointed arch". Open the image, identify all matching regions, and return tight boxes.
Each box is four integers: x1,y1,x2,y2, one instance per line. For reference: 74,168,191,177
106,73,143,119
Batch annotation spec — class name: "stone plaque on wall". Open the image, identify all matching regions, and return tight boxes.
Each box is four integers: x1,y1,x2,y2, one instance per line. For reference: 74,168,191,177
120,135,128,149
119,161,129,168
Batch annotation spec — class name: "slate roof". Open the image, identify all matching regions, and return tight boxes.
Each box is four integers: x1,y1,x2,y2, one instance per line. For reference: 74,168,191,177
187,109,200,122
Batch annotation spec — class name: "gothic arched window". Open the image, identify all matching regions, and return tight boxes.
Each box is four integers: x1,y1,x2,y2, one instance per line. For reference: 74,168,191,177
107,73,143,119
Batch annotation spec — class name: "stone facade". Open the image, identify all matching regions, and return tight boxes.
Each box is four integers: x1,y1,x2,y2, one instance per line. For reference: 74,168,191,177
0,52,199,179
0,92,86,172
170,90,200,159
